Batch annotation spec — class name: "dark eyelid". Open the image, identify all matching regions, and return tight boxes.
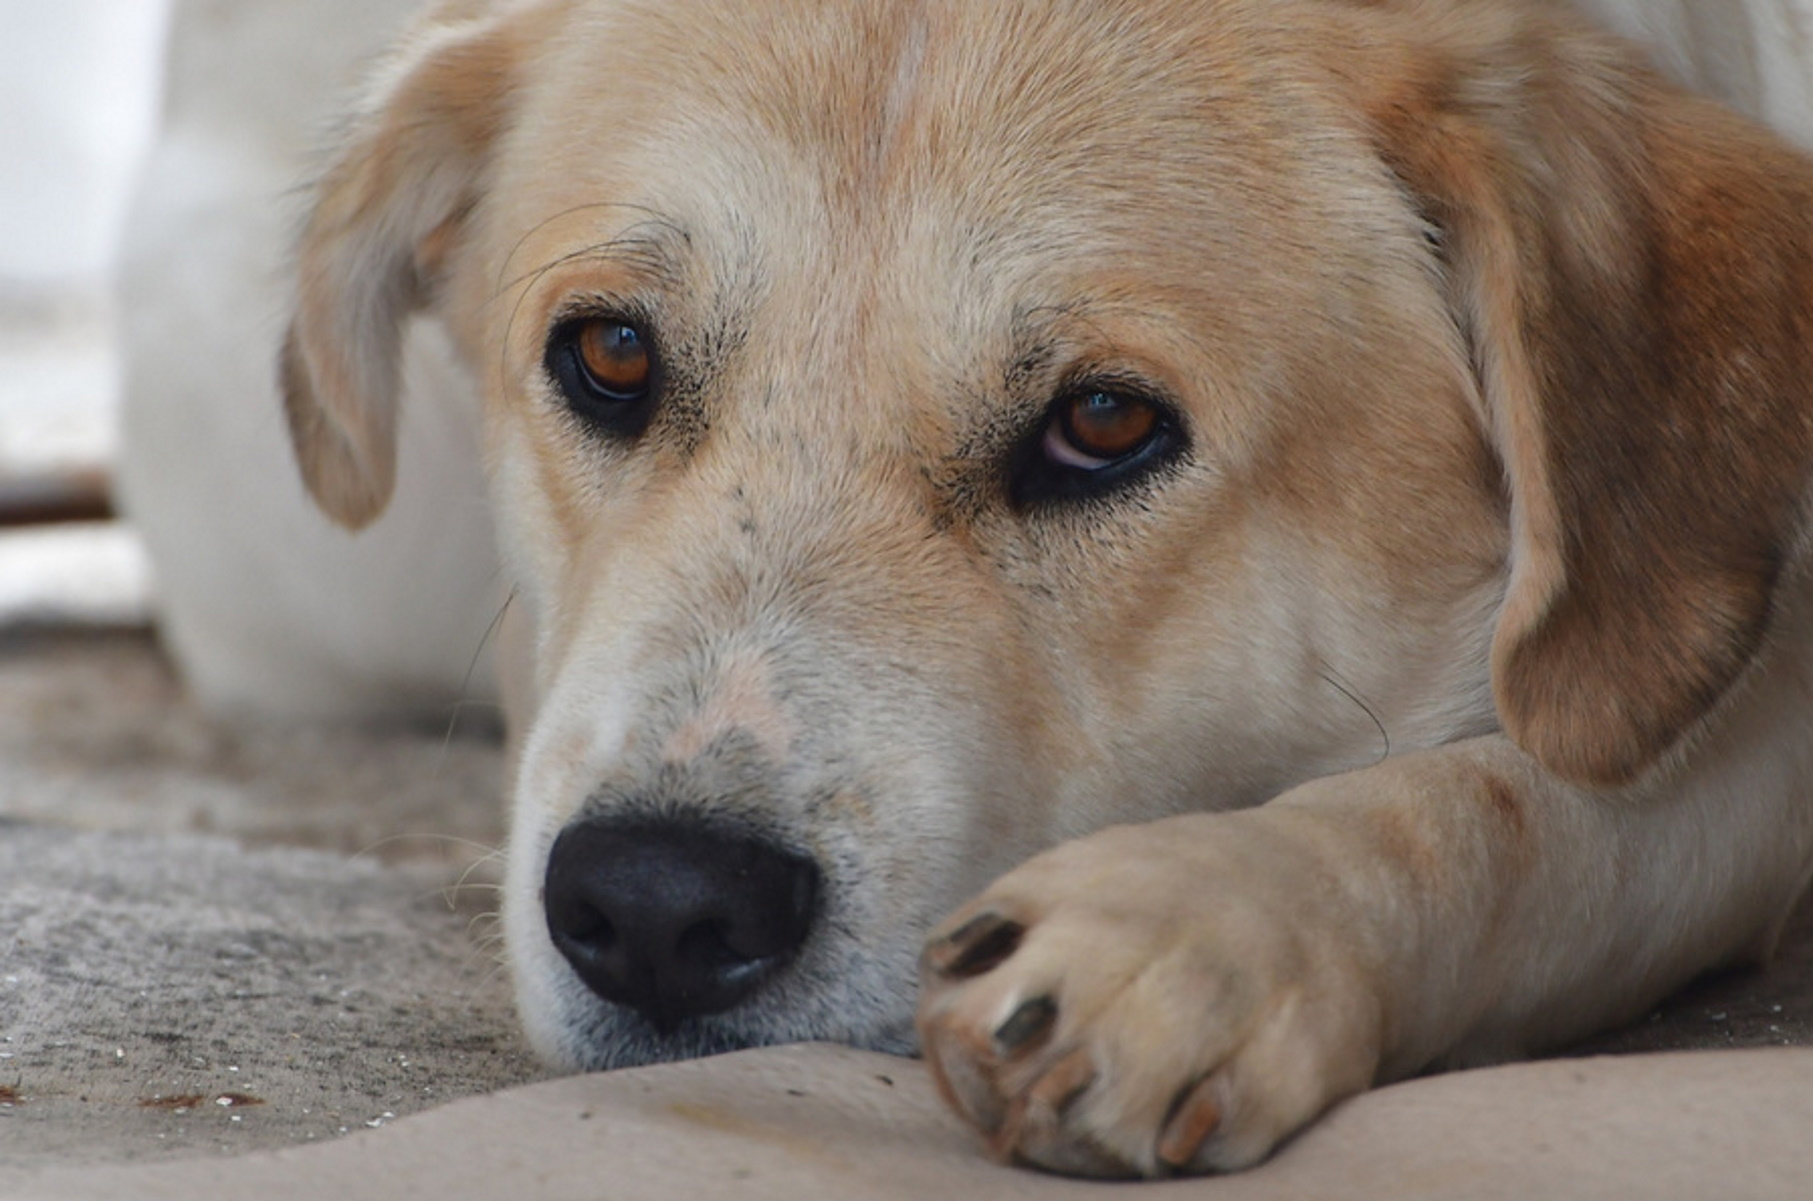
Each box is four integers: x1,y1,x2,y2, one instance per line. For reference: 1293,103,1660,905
548,292,653,329
1056,364,1166,401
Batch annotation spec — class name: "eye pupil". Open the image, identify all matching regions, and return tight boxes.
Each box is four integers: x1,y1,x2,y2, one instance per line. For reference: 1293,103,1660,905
575,320,652,401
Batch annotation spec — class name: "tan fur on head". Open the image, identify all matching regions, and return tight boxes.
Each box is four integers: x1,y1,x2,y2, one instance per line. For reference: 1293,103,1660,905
281,5,544,529
1346,4,1813,786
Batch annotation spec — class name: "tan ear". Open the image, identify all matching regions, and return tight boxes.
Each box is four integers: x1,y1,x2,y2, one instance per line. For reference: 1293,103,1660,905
281,8,536,529
1360,9,1813,786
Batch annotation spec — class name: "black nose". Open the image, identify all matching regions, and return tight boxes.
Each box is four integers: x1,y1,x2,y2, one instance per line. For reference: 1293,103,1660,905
543,818,819,1032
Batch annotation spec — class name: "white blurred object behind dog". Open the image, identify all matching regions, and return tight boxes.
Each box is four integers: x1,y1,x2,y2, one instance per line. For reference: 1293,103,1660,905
117,0,505,720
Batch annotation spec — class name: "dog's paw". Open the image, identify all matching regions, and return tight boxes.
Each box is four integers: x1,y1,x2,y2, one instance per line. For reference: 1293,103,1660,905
915,817,1384,1178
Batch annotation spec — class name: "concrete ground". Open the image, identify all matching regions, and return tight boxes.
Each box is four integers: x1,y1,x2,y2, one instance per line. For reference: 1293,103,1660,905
3,628,1812,1196
0,628,541,1172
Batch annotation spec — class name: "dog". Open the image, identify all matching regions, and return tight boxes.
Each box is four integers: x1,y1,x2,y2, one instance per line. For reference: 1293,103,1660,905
267,0,1813,1179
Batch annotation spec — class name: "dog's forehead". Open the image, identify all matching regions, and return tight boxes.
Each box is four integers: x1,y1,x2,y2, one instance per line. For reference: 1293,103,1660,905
489,0,1380,323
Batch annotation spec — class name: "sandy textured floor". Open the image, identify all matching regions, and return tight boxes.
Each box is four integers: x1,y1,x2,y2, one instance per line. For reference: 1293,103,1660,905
0,823,544,1168
0,627,507,858
0,629,543,1168
0,628,1809,1172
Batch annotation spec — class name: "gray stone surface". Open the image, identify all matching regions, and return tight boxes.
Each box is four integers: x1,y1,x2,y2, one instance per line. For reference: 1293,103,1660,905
0,629,539,1168
0,824,542,1168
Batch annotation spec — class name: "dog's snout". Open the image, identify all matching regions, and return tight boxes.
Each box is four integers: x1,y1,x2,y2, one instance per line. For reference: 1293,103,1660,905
543,818,819,1032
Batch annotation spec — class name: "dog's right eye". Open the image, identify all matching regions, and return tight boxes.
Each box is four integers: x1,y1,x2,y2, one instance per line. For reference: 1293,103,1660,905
546,317,659,437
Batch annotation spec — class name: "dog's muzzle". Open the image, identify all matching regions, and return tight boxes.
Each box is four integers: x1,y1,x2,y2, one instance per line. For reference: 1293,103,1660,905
542,817,820,1033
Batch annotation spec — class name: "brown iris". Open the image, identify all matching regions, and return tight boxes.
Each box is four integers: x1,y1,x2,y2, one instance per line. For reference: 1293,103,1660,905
1015,384,1177,508
575,319,652,401
1051,391,1161,464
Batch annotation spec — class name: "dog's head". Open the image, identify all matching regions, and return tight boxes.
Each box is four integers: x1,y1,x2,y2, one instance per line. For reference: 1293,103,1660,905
281,0,1813,1069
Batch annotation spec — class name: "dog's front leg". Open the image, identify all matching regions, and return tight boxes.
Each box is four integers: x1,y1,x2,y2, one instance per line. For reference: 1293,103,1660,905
917,737,1801,1178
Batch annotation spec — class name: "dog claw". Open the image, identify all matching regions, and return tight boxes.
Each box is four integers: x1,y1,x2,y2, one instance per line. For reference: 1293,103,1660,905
924,911,1026,979
993,995,1057,1055
992,1047,1113,1172
1156,1076,1224,1171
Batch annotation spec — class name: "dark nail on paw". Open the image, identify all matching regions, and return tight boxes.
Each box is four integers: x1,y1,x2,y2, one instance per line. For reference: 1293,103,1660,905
993,995,1058,1054
931,912,1026,978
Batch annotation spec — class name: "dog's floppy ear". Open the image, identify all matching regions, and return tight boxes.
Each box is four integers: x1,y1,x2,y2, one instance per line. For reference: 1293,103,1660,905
1361,12,1813,786
281,8,538,529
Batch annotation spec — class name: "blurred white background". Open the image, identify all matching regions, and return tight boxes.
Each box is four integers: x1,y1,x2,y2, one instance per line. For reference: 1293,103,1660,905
0,0,169,294
0,0,503,672
0,0,171,622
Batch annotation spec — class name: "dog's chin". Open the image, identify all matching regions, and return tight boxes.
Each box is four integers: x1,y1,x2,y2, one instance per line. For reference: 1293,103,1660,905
510,935,925,1072
530,991,921,1073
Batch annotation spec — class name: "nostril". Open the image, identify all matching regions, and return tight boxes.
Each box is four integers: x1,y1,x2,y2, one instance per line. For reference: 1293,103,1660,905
675,918,744,976
551,897,616,949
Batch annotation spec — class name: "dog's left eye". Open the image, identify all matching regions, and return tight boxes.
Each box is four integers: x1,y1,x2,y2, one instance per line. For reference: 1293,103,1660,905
546,317,658,436
1045,391,1161,468
1014,386,1175,506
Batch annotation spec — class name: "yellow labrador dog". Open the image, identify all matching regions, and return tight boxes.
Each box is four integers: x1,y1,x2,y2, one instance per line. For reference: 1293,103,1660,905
280,0,1813,1178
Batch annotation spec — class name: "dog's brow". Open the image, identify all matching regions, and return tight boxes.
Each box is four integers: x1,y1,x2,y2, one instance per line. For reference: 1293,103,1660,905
491,203,691,304
491,212,693,391
997,301,1120,395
